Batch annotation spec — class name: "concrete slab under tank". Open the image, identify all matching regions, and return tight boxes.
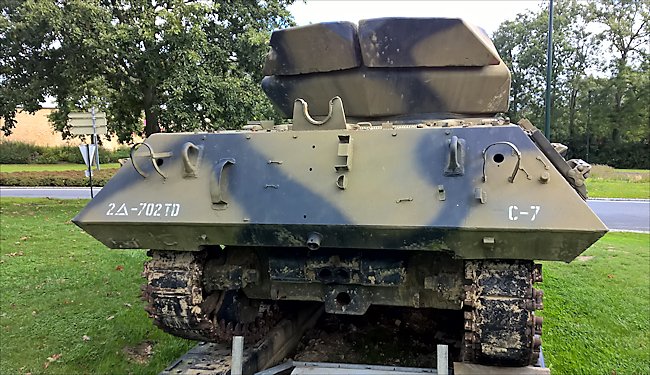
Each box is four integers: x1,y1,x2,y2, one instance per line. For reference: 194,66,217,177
256,360,550,375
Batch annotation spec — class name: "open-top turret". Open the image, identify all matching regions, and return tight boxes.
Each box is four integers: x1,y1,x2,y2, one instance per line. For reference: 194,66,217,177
262,18,510,120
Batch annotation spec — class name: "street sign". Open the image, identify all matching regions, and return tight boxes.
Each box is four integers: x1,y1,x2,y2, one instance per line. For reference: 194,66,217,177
79,144,97,177
79,143,97,196
70,109,104,198
68,112,108,135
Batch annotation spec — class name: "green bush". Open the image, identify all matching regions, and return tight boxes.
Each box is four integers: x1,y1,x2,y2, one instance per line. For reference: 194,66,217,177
0,169,117,186
108,146,130,161
0,141,130,164
566,138,650,169
0,141,41,164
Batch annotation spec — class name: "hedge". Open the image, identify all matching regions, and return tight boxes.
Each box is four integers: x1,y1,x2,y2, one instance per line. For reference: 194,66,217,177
0,141,130,164
0,169,117,187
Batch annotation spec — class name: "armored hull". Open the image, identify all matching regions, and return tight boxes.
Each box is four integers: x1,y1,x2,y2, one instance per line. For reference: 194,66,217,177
74,18,607,367
76,125,603,259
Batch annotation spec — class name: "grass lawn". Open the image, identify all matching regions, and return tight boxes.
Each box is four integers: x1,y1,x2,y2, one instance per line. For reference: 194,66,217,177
587,180,650,199
588,166,649,199
539,232,650,374
1,198,649,374
0,164,120,173
0,198,193,375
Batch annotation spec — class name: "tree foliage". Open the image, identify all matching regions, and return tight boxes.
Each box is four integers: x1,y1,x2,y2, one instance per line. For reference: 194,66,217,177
1,0,293,141
493,0,649,168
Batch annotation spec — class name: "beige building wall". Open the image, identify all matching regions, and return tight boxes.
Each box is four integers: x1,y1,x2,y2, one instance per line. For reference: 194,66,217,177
0,108,135,150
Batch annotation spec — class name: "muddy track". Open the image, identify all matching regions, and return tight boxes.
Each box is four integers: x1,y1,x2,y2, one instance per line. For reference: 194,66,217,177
144,251,543,367
142,250,282,344
462,260,543,366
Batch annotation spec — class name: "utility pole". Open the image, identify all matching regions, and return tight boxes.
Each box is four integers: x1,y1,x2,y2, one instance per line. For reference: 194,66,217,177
544,0,554,139
586,90,592,162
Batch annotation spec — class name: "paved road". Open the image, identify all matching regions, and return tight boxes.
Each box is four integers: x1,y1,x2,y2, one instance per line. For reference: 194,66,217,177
1,186,102,199
1,187,648,232
587,199,649,233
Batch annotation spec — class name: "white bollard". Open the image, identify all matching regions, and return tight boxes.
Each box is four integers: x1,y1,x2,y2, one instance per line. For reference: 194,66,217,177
232,336,244,375
437,344,448,375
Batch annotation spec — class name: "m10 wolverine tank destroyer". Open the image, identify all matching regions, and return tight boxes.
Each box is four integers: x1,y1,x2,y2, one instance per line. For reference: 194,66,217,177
74,18,607,366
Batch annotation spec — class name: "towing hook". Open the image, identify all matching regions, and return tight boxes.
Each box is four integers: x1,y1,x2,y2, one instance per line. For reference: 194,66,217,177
306,232,322,251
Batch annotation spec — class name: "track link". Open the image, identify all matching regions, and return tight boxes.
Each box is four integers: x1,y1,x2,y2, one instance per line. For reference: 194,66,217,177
142,250,282,343
462,260,543,366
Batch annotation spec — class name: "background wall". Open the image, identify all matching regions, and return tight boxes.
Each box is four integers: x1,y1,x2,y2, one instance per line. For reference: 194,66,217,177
0,108,134,150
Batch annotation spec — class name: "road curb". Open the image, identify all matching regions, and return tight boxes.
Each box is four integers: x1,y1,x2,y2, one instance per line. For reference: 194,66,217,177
588,197,650,202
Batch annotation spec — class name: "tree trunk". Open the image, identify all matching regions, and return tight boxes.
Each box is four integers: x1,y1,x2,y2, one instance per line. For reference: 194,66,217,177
611,89,622,143
143,84,160,136
610,59,627,144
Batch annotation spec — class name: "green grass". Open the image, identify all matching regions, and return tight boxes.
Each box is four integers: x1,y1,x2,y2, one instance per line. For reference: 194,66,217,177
0,163,120,173
588,180,650,199
540,232,650,374
0,199,648,374
0,198,193,374
587,165,650,199
588,165,649,199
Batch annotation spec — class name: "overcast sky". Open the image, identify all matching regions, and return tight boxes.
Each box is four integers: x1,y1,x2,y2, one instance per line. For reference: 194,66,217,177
288,0,548,36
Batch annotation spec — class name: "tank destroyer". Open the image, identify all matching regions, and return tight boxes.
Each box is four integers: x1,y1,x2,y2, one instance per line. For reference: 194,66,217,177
73,18,607,366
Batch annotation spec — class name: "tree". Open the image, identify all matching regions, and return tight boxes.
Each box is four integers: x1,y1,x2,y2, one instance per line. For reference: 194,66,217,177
1,0,294,142
493,0,600,139
492,0,649,168
493,12,544,125
591,0,649,143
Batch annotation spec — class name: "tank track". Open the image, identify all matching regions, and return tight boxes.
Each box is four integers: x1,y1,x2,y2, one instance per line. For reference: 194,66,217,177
142,250,282,343
462,261,543,366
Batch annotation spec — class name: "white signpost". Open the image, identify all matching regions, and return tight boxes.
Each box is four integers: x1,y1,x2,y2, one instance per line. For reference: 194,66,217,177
68,109,108,198
78,144,97,177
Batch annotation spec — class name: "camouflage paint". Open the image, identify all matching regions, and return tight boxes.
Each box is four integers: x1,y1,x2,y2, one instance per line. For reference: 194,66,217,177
73,19,606,358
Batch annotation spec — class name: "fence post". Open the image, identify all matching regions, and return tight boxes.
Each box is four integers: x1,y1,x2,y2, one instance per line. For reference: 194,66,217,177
232,336,244,375
437,344,448,375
